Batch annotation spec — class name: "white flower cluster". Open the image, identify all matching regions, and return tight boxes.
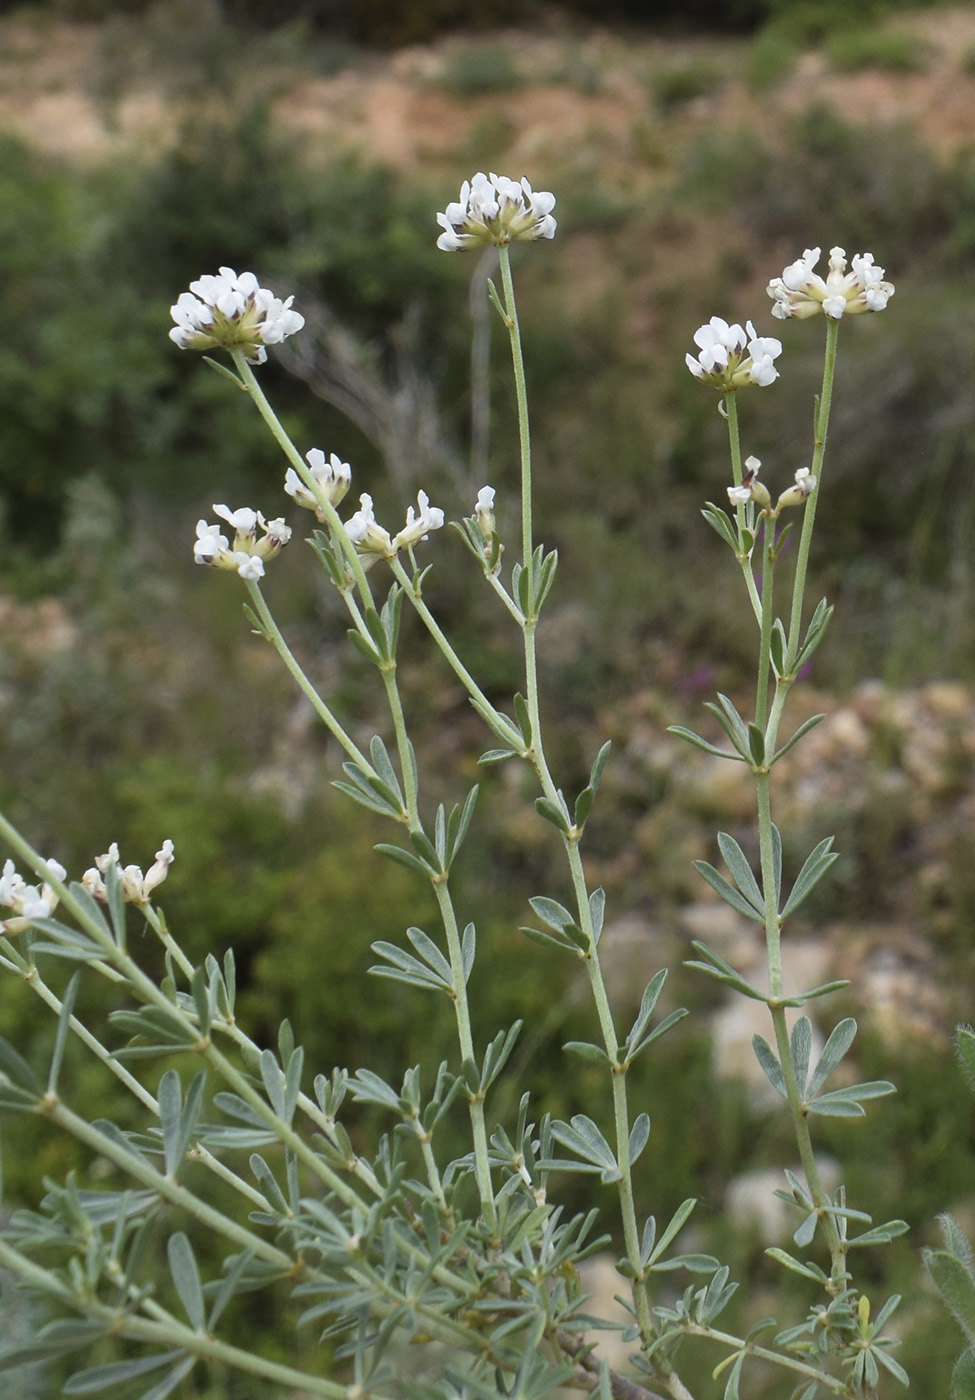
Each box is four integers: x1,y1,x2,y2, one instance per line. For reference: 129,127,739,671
437,172,557,251
170,268,304,365
194,504,292,581
345,490,445,568
82,841,174,906
0,857,66,935
767,247,894,320
686,318,782,390
284,449,352,521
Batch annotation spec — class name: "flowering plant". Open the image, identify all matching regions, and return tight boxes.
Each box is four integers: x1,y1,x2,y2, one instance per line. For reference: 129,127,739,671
0,176,943,1400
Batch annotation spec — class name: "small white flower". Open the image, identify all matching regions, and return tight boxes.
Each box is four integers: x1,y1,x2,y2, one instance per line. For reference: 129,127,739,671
393,490,446,551
344,494,393,565
285,449,352,518
0,855,66,935
474,484,496,537
767,246,894,321
194,507,289,577
437,172,557,251
726,456,770,508
776,466,819,511
234,553,265,581
213,504,259,541
194,520,230,565
169,267,304,364
686,318,782,390
85,841,175,905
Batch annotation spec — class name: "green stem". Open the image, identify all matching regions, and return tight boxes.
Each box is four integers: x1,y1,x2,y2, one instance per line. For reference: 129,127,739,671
40,1098,296,1272
723,391,762,624
755,514,775,733
244,579,372,770
388,556,516,736
498,246,533,569
433,878,497,1232
786,316,839,667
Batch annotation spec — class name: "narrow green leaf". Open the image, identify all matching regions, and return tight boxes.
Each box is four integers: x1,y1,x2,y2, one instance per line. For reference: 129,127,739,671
765,1247,828,1282
331,779,399,818
406,823,442,868
529,896,575,933
648,1198,698,1265
519,925,575,954
589,740,612,793
701,503,740,551
478,747,518,765
747,723,766,767
807,1017,857,1096
693,861,764,924
784,834,840,924
513,691,533,746
168,1232,205,1331
589,887,606,943
790,1016,812,1095
406,927,452,984
48,971,81,1097
535,796,570,833
628,1112,650,1165
668,724,742,761
625,969,668,1056
469,696,525,751
347,629,381,664
716,832,764,914
63,1349,187,1393
772,712,826,763
752,1036,787,1097
769,620,786,678
374,843,432,877
563,1041,613,1067
574,786,594,829
461,922,476,982
848,1219,908,1247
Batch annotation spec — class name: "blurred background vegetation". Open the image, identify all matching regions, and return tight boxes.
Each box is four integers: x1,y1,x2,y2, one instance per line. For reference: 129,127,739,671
1,0,975,1394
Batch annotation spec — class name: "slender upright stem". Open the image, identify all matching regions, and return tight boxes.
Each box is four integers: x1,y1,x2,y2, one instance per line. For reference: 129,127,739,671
786,317,839,666
723,391,762,623
244,580,372,771
498,245,533,569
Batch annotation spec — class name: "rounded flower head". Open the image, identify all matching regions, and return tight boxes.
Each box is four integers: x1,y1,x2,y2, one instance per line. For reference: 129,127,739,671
686,318,782,391
193,505,291,579
169,267,305,364
767,247,894,321
437,173,557,251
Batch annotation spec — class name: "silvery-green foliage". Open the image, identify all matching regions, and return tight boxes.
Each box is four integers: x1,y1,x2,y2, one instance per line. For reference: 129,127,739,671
0,194,917,1400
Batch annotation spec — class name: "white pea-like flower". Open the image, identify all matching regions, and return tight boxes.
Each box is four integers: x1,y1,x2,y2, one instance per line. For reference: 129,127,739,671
169,267,304,364
767,246,894,321
776,467,818,510
727,456,770,509
285,449,353,518
437,172,557,251
193,506,291,579
686,318,782,390
393,491,446,551
345,494,393,564
0,856,67,935
474,485,496,537
83,841,175,906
